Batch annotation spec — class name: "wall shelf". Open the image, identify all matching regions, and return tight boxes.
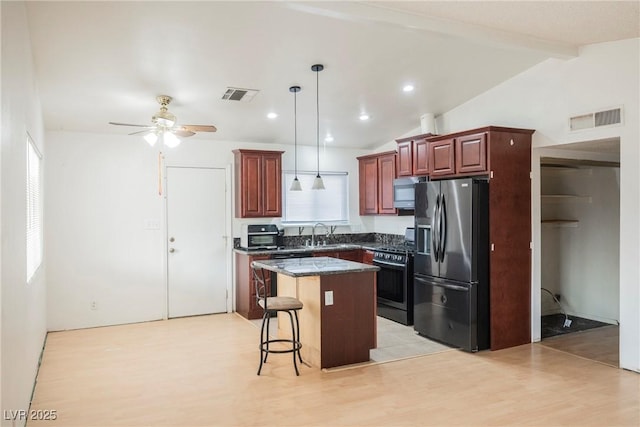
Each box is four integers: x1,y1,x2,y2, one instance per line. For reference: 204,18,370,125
541,195,592,203
541,165,593,176
542,219,579,228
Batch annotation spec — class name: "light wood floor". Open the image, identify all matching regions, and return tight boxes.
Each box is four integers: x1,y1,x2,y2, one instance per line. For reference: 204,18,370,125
29,313,639,426
539,325,619,368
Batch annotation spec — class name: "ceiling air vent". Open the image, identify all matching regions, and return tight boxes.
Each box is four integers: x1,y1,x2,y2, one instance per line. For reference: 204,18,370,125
221,87,259,102
569,107,622,131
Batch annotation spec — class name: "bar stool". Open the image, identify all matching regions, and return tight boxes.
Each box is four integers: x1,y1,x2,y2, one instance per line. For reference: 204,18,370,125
251,262,304,375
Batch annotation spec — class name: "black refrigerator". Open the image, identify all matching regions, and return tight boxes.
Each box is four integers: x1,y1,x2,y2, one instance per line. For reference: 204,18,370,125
414,178,490,352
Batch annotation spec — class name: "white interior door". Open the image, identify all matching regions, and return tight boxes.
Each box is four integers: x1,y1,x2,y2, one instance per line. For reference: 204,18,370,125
166,166,227,318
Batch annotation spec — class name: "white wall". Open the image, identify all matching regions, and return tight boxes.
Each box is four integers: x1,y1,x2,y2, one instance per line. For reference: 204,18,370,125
1,2,48,424
44,132,370,331
540,165,620,323
434,38,639,372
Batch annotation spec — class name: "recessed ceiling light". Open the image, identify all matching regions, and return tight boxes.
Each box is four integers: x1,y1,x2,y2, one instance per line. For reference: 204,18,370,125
325,134,334,143
403,84,414,92
267,112,278,119
359,114,370,121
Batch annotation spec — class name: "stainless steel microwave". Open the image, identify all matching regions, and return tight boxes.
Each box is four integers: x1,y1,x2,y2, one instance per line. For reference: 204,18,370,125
393,176,426,209
240,224,281,250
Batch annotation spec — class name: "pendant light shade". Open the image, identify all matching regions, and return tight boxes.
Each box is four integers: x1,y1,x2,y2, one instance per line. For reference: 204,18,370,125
311,64,325,190
289,85,302,191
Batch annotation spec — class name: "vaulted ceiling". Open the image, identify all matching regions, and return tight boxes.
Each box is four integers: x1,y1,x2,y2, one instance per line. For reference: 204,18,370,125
24,1,639,149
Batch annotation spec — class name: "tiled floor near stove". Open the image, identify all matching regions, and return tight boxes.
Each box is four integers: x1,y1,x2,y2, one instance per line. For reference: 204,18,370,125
251,315,454,365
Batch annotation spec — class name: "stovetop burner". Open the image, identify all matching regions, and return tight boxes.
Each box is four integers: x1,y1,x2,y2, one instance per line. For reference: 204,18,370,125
376,244,415,254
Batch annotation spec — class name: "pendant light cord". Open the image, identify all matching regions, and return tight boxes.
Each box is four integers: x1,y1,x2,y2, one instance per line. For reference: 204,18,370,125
316,67,320,176
294,89,298,178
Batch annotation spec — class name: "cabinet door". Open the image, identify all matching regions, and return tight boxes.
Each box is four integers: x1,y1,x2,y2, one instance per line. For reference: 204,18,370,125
413,139,430,176
456,133,487,174
359,157,379,215
262,153,282,217
241,152,264,217
314,251,340,258
377,153,397,214
361,250,374,265
235,253,270,320
396,141,413,177
338,250,362,262
429,139,455,177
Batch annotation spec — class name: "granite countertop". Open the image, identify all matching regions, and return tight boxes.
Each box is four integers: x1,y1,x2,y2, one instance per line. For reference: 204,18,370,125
233,242,382,256
252,256,380,277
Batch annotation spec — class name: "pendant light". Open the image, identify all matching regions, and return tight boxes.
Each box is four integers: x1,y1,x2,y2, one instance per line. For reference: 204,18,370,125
289,85,302,191
311,64,325,190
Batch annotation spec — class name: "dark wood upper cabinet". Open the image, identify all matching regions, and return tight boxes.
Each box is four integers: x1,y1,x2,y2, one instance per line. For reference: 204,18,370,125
233,149,283,218
396,140,413,177
358,156,379,215
428,138,455,177
413,139,430,176
456,132,487,174
395,134,430,177
377,152,397,214
357,150,397,215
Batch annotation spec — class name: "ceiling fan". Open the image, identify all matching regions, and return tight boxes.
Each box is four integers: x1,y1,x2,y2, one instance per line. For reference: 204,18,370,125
109,95,217,147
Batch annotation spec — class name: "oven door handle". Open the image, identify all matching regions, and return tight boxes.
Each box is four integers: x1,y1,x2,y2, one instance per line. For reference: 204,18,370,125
373,260,406,269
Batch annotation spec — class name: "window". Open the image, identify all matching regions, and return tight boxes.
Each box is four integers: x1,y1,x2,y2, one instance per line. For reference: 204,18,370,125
282,171,349,224
26,134,42,282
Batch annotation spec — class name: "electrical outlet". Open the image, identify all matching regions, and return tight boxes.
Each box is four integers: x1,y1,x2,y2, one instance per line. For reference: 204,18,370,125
90,301,97,310
324,291,334,306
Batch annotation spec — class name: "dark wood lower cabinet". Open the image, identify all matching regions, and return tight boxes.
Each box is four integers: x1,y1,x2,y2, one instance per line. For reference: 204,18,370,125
314,250,362,262
235,253,271,320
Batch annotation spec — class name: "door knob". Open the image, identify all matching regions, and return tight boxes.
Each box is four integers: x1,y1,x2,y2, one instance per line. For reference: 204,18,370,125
169,237,175,242
169,248,175,253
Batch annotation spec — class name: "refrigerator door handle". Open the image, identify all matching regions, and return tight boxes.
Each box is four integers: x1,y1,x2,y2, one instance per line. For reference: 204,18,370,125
433,194,440,261
414,275,470,292
440,194,447,262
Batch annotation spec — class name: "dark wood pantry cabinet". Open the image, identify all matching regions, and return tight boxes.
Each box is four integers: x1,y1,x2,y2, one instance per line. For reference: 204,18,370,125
390,126,534,351
233,149,283,218
357,151,397,215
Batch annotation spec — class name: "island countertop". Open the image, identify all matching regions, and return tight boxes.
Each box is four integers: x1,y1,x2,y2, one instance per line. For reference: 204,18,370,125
252,256,379,277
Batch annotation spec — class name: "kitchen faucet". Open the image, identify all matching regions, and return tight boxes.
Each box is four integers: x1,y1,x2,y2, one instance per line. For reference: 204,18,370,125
311,222,329,247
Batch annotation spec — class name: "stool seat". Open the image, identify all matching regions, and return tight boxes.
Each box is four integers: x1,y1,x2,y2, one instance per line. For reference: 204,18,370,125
259,296,303,311
251,261,304,376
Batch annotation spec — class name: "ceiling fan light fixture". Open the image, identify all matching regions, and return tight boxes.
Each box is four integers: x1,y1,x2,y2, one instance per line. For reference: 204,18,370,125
163,131,181,148
143,131,158,146
153,111,176,128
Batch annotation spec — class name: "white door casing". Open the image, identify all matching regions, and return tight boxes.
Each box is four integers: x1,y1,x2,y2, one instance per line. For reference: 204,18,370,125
166,166,228,318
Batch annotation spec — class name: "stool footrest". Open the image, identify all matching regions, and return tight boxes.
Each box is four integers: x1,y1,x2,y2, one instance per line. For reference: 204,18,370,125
260,339,302,354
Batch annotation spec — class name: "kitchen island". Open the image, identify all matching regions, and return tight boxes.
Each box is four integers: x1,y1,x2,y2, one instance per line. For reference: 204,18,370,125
252,257,379,369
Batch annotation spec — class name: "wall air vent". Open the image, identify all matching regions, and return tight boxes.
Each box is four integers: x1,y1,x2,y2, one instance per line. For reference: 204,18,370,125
221,87,259,102
569,107,623,131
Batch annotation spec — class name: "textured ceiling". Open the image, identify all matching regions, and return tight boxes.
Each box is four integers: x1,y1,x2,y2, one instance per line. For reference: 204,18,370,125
22,1,639,149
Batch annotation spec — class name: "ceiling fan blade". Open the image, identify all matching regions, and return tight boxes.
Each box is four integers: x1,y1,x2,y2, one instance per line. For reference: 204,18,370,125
172,129,196,137
128,129,154,136
109,122,153,128
180,124,217,132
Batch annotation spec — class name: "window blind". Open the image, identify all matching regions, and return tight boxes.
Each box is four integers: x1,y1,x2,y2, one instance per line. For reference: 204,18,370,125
26,135,42,282
282,171,349,224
